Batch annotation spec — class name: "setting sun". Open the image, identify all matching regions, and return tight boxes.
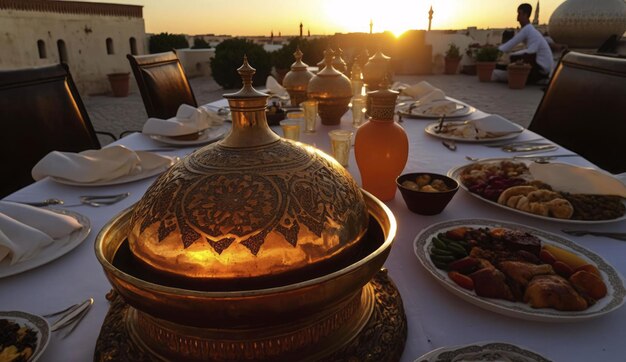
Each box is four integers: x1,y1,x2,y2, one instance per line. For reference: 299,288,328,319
323,0,431,36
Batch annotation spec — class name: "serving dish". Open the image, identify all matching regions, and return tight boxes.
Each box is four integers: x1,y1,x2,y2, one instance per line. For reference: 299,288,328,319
448,158,626,224
424,121,523,143
0,311,50,361
415,341,550,362
413,219,626,321
0,209,91,278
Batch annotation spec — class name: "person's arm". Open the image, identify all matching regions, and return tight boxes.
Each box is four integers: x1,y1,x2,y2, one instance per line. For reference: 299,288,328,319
498,25,529,53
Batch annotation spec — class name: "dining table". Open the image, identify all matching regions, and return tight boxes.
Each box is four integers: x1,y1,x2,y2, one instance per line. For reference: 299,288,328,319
1,95,626,362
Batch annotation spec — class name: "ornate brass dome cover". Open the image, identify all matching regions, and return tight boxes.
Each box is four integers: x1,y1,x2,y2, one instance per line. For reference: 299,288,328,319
282,48,314,107
128,57,369,284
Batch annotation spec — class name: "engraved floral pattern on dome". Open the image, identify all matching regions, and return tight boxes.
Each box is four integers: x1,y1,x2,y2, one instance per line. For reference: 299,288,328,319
130,139,368,256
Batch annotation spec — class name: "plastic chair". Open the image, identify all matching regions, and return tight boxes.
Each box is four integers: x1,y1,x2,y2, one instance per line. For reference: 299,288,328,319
0,63,115,197
528,52,626,174
127,51,197,119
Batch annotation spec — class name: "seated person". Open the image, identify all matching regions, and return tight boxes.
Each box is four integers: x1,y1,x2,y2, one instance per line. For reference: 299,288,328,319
494,3,554,84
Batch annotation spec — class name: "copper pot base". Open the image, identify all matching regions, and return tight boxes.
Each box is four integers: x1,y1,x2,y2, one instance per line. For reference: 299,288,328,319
94,270,407,361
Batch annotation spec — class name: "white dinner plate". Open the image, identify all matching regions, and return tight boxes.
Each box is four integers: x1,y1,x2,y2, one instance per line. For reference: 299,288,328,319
148,123,230,146
416,341,550,362
50,152,177,187
0,209,91,278
448,158,626,224
413,219,626,322
0,311,50,361
424,122,523,143
399,100,476,119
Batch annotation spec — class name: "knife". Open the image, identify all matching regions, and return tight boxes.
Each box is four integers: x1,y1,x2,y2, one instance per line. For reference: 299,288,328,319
503,144,556,152
513,153,578,159
484,138,545,147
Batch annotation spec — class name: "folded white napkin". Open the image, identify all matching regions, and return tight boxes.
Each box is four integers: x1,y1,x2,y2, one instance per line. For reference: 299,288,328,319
0,201,83,264
472,114,522,133
401,81,445,101
266,76,288,96
31,145,169,183
143,104,215,136
420,100,458,116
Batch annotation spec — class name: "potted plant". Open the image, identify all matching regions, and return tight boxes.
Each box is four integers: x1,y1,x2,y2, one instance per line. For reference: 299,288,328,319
461,43,480,75
473,45,500,82
107,72,130,97
444,43,462,75
507,60,532,89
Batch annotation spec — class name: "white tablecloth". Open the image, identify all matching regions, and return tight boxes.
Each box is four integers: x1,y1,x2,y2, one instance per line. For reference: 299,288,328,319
2,99,625,362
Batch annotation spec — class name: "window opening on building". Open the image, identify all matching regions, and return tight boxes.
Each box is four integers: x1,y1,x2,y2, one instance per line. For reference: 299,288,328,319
57,40,68,63
129,37,138,55
37,40,47,59
106,38,115,55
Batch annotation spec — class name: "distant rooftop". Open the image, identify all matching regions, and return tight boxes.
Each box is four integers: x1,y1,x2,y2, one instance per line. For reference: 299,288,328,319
0,0,142,18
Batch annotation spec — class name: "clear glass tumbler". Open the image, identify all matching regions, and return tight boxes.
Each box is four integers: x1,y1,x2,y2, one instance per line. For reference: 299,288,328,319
280,119,301,141
300,100,319,133
328,129,354,167
351,97,366,127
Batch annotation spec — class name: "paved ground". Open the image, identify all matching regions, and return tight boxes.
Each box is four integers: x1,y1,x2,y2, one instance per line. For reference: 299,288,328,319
84,73,545,145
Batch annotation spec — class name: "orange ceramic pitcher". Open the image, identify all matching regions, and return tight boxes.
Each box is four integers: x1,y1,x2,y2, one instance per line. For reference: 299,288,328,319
355,84,408,201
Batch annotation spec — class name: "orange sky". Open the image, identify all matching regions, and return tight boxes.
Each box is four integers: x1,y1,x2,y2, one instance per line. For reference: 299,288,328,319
87,0,566,36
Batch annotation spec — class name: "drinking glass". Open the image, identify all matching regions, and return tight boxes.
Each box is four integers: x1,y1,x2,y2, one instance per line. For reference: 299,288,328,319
351,97,366,127
328,130,353,167
280,120,301,141
300,100,318,133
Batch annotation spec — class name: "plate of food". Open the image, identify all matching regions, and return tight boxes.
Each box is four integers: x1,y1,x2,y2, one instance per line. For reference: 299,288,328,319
398,100,475,119
51,152,177,187
0,209,91,278
448,159,626,224
424,115,524,143
149,123,230,146
0,311,50,361
416,341,550,362
414,219,626,321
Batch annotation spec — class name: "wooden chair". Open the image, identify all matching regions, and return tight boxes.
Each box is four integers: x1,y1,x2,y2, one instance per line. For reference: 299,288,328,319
127,51,197,119
528,52,626,174
0,63,114,197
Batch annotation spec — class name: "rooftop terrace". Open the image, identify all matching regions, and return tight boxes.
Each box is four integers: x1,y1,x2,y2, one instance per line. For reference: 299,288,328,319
85,73,545,144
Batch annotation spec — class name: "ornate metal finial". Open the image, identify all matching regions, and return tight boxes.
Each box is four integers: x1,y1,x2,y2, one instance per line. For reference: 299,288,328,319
294,47,303,61
323,48,335,66
237,55,256,87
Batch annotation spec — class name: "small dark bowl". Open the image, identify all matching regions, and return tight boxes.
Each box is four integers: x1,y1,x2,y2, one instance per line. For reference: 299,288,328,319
396,173,459,215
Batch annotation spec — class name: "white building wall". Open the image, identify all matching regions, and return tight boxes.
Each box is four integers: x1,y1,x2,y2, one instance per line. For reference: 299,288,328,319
0,8,145,95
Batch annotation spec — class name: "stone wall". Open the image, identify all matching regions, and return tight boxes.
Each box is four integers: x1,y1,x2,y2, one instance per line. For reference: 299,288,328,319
0,0,145,95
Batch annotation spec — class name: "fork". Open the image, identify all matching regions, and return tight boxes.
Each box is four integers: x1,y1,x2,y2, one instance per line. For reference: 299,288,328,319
44,298,94,338
562,230,626,241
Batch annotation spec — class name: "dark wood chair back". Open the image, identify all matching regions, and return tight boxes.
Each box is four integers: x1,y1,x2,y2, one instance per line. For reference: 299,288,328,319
0,63,100,197
127,51,197,119
529,52,626,174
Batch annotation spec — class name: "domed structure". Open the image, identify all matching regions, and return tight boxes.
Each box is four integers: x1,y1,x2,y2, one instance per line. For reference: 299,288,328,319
128,57,368,286
282,47,314,107
549,0,626,49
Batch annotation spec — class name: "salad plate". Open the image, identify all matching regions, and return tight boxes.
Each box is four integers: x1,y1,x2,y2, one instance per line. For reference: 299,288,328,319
414,218,626,322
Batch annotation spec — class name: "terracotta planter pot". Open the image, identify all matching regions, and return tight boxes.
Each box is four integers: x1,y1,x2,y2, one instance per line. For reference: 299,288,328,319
107,72,130,97
461,64,477,75
476,62,496,82
444,57,461,75
507,65,532,89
